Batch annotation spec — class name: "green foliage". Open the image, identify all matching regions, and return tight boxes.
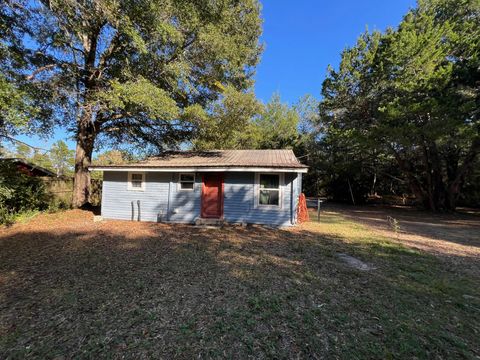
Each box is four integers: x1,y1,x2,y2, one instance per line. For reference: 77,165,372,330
0,1,52,138
94,149,135,165
193,85,261,149
0,74,31,132
253,93,302,149
47,197,71,213
0,161,49,224
50,140,75,176
12,0,262,149
14,143,32,159
30,150,52,171
10,140,75,177
316,0,480,210
194,92,310,151
98,77,180,122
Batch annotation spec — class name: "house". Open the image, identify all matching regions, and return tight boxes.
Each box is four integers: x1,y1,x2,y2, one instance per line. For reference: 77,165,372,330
0,158,57,177
90,149,308,226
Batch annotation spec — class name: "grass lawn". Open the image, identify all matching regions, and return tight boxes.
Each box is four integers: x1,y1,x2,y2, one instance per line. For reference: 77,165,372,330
0,209,479,359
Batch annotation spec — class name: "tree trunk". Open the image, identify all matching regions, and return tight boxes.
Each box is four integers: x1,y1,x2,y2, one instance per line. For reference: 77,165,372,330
72,115,96,208
390,149,428,208
445,137,480,211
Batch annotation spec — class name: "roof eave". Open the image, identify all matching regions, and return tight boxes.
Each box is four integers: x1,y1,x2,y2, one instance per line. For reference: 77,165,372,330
89,166,308,173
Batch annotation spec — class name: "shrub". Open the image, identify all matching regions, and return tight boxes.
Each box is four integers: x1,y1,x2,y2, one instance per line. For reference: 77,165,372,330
47,197,71,213
0,161,50,224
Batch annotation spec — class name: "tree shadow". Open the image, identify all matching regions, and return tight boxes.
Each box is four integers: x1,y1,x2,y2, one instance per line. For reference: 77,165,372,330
0,215,478,359
320,203,480,250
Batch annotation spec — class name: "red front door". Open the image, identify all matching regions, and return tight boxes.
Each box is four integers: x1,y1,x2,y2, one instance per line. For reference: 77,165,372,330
201,173,224,218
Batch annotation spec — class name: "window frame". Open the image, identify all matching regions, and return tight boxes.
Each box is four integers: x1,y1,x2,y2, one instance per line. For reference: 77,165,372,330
127,171,146,191
178,172,196,191
256,173,283,208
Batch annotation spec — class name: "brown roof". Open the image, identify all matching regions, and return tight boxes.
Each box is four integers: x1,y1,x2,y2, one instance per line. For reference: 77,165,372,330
91,150,307,169
1,158,57,177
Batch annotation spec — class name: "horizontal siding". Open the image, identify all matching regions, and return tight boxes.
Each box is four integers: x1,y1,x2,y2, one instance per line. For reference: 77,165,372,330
101,171,170,222
168,173,201,223
223,172,296,226
101,171,299,226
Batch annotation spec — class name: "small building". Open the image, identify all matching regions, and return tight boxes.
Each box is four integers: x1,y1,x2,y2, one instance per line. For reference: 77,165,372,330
1,158,57,177
90,149,308,226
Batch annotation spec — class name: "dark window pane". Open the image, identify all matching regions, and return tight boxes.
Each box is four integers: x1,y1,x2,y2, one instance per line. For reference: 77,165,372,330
259,190,279,205
131,173,143,181
260,174,279,189
132,181,142,188
181,182,194,189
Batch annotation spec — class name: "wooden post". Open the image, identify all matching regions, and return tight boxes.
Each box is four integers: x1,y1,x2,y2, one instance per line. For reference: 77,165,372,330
317,199,321,222
317,199,320,221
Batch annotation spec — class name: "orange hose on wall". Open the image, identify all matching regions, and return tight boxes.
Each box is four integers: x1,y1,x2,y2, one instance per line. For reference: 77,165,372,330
297,193,310,223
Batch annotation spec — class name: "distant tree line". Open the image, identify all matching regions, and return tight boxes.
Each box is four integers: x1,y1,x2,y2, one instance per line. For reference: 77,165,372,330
312,0,480,211
194,0,480,211
4,140,75,177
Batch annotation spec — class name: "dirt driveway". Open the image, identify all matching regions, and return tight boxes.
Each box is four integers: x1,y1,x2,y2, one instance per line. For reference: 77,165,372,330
325,204,480,258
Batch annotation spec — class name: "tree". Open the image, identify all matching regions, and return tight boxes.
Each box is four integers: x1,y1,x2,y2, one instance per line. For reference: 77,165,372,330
12,0,262,207
0,160,49,224
0,1,53,140
11,139,74,176
50,140,74,176
193,85,261,150
31,150,53,171
319,0,479,211
94,149,134,165
253,93,301,149
193,92,313,151
14,143,32,159
0,1,32,137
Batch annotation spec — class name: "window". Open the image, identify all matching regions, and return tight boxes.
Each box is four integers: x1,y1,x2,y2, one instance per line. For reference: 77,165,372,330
258,174,281,206
179,173,195,190
128,172,145,191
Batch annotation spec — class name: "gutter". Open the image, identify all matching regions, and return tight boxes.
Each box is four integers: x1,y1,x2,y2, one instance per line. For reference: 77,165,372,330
89,166,308,173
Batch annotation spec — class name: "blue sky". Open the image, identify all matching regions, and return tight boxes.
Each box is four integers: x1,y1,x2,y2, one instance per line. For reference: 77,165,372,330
13,0,415,152
255,0,415,103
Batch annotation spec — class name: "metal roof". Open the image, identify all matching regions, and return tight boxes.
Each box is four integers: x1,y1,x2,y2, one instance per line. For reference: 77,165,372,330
90,149,307,170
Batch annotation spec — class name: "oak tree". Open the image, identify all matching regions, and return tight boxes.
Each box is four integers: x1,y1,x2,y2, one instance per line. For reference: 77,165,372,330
15,0,262,206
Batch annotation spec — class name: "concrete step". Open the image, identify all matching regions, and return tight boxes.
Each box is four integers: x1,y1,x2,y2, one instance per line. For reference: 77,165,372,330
194,217,226,227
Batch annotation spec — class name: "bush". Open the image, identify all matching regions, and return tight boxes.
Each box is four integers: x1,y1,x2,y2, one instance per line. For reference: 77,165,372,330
47,197,71,213
0,205,15,225
0,161,50,224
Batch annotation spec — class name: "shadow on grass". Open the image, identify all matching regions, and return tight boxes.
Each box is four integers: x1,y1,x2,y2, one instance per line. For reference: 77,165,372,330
0,215,479,359
320,203,480,250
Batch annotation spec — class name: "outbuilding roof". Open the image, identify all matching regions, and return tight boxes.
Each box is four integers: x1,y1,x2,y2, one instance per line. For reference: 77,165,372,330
1,158,57,177
90,149,307,172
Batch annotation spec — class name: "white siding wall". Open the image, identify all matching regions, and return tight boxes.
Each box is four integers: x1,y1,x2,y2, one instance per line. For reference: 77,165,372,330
101,171,170,222
101,171,299,226
223,172,296,226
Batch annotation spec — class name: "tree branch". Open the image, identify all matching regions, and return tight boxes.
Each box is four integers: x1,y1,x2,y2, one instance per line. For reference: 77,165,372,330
0,134,50,152
97,31,121,71
26,64,57,80
164,32,197,66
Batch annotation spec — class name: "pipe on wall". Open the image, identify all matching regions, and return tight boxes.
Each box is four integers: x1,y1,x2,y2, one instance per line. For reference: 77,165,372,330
137,200,141,221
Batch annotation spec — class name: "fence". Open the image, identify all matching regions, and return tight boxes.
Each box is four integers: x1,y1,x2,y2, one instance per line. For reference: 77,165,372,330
40,177,102,207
